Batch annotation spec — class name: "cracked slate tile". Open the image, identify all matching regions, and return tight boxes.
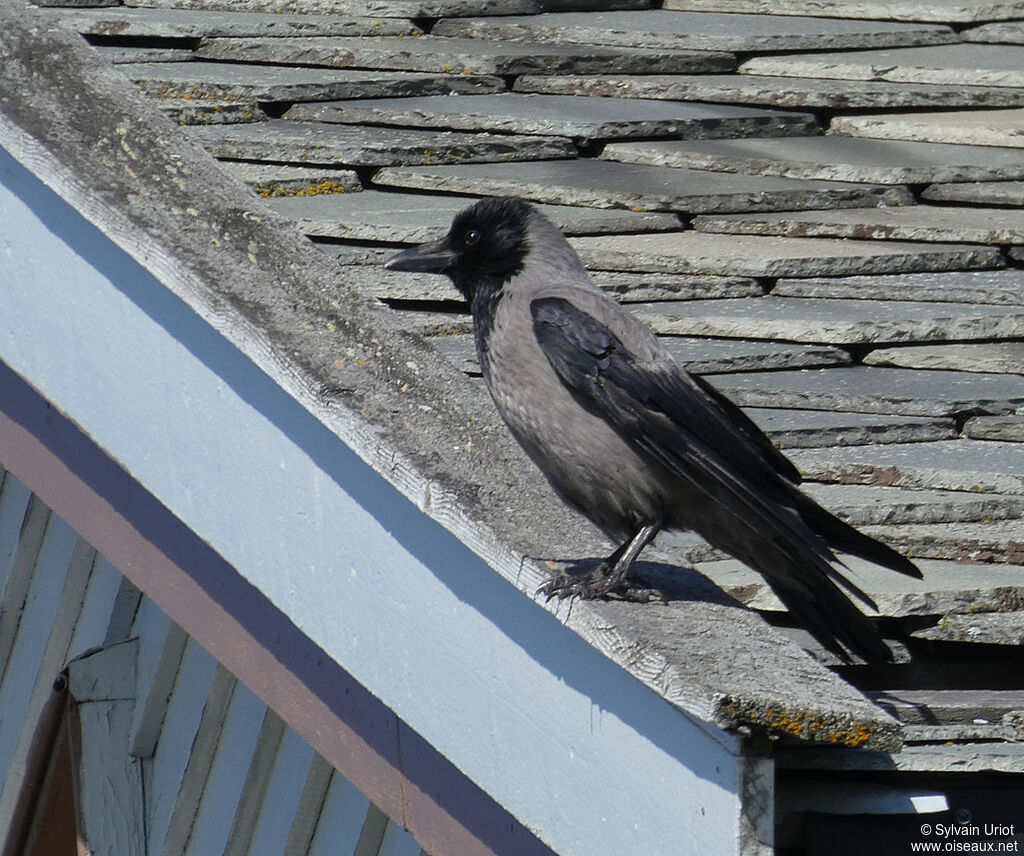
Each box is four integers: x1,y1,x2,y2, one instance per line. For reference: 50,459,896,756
692,205,1024,245
195,35,731,75
514,73,1024,110
922,180,1024,206
44,6,422,37
661,0,1024,22
692,555,1024,618
182,121,577,166
864,343,1024,374
832,108,1024,148
433,10,955,52
373,160,912,213
628,297,1024,344
708,367,1024,417
568,232,1000,277
122,61,504,102
772,270,1024,305
788,439,1024,493
742,44,1024,88
286,94,818,143
964,416,1024,442
601,136,1024,185
264,190,679,241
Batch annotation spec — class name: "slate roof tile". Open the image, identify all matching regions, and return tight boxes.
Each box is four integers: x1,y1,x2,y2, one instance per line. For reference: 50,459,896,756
122,60,505,101
691,205,1024,245
742,44,1024,87
662,0,1024,23
373,160,911,213
515,72,1024,109
195,35,729,75
432,10,956,52
601,135,1024,184
832,107,1024,147
285,94,818,143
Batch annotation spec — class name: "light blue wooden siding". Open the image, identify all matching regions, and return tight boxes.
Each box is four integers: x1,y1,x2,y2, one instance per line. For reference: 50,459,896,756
0,470,429,856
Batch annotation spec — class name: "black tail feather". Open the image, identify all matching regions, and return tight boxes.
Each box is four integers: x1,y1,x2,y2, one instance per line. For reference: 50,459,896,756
774,561,893,664
796,493,922,579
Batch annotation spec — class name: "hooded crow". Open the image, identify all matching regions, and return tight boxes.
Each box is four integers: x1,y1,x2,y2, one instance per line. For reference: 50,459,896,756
387,197,922,663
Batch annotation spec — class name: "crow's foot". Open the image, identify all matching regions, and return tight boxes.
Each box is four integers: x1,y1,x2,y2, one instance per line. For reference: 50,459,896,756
537,568,666,604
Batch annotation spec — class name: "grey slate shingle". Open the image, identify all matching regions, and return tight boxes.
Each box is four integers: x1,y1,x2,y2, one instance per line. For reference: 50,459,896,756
964,415,1024,442
661,0,1024,23
95,45,195,64
863,342,1024,374
789,439,1024,492
182,121,577,166
569,231,1001,277
45,6,422,37
264,190,680,241
155,97,268,125
709,367,1024,416
832,108,1024,147
220,161,363,196
373,159,912,213
913,612,1024,645
433,10,956,52
589,271,762,302
922,180,1024,205
963,20,1024,43
691,205,1024,245
285,94,819,143
120,0,571,17
742,44,1024,88
122,60,505,101
195,35,733,75
514,73,1024,110
746,410,958,449
772,270,1024,304
600,136,1024,184
628,296,1024,344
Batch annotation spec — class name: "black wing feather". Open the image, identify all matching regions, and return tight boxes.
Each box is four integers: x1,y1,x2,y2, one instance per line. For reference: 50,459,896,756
531,296,917,662
533,297,800,503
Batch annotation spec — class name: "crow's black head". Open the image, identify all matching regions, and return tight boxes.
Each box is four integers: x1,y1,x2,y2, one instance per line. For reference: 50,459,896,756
385,197,533,300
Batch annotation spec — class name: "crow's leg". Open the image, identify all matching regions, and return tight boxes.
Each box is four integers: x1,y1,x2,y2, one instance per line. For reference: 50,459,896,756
538,521,662,602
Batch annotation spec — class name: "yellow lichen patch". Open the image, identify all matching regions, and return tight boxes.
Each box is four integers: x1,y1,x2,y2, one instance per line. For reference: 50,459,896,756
256,178,354,198
740,700,881,748
825,725,875,748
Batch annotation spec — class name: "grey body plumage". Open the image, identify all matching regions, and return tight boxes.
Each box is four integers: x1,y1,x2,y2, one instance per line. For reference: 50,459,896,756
386,197,922,663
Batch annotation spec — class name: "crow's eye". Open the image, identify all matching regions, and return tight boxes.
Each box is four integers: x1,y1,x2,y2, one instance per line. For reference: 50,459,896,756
463,229,482,247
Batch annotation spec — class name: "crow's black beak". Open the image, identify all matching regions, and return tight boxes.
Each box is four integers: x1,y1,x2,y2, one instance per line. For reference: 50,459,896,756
385,238,455,274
